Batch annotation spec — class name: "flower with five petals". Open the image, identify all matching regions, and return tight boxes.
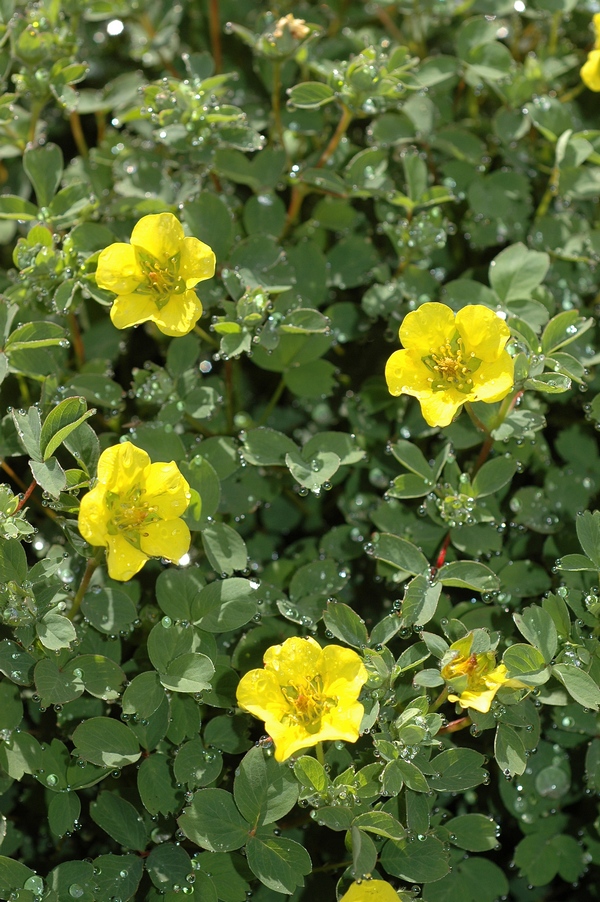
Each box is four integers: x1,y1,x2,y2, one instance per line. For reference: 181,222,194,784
441,634,526,714
385,302,514,428
95,212,215,336
236,636,368,762
78,441,191,581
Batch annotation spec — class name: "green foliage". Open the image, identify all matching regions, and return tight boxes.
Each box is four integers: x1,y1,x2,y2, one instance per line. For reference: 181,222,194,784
0,1,600,899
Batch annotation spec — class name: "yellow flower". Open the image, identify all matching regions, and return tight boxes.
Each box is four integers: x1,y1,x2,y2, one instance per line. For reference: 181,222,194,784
385,302,514,428
340,878,400,902
78,441,191,581
95,212,216,336
441,635,524,714
236,636,368,762
581,15,600,91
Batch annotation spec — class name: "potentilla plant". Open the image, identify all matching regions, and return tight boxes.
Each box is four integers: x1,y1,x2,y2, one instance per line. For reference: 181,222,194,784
0,1,599,901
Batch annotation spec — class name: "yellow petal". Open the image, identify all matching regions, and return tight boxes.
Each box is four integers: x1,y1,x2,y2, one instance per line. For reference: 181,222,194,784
143,461,190,519
581,50,600,91
110,292,158,331
151,289,203,337
96,243,143,295
418,388,465,428
341,879,400,902
139,518,191,561
263,636,322,682
236,669,289,723
452,684,500,714
96,442,150,492
180,237,216,287
399,303,456,355
321,645,368,700
78,485,109,546
267,721,318,762
456,305,510,362
106,534,148,581
384,349,433,399
131,212,184,261
470,352,514,403
319,703,364,742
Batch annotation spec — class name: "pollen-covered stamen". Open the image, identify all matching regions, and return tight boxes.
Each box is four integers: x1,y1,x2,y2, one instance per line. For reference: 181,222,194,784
423,335,480,393
281,675,338,733
106,489,158,533
137,249,185,305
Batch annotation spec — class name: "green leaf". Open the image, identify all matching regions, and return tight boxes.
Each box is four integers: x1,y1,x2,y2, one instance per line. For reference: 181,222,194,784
472,457,517,497
246,832,312,895
181,455,220,529
398,574,440,628
138,754,183,816
428,748,487,791
155,568,204,621
11,407,42,460
293,756,328,794
233,746,299,827
552,663,600,711
71,717,141,768
371,533,429,577
555,553,596,572
575,510,600,568
322,601,368,648
177,788,249,852
513,605,557,663
0,539,27,583
36,610,77,651
350,825,378,878
122,672,166,718
0,682,22,732
29,458,67,499
160,652,215,693
445,814,498,851
285,449,340,490
352,811,406,842
90,791,148,850
183,194,234,262
514,831,585,887
68,654,125,701
436,561,500,592
22,142,63,207
380,835,450,883
241,427,298,466
90,854,143,901
525,373,571,394
201,523,248,575
495,722,527,777
146,843,194,893
281,309,330,334
541,310,594,355
390,439,434,480
488,243,549,302
34,658,84,708
422,857,508,902
0,195,39,220
48,792,81,838
503,644,549,685
0,857,35,896
174,739,223,789
192,578,257,632
80,586,139,635
288,82,335,109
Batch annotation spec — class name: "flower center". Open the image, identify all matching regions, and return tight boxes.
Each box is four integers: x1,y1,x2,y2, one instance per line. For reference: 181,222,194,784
281,675,337,733
106,489,157,535
423,334,481,394
136,248,186,308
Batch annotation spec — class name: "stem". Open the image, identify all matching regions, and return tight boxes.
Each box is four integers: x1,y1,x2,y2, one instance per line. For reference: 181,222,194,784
434,532,451,571
224,359,234,432
94,111,106,145
283,104,353,236
208,0,223,74
258,376,286,426
193,324,219,348
14,480,37,513
0,461,59,522
429,687,448,713
69,112,88,159
374,6,404,43
548,11,561,57
438,715,472,734
534,165,559,220
28,101,44,145
316,741,325,766
316,104,352,169
138,12,180,78
464,401,490,437
68,555,101,621
271,61,285,151
68,312,85,368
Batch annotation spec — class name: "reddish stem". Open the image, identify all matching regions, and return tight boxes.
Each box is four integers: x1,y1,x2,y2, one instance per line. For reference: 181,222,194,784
434,532,451,571
15,479,37,513
438,715,471,734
